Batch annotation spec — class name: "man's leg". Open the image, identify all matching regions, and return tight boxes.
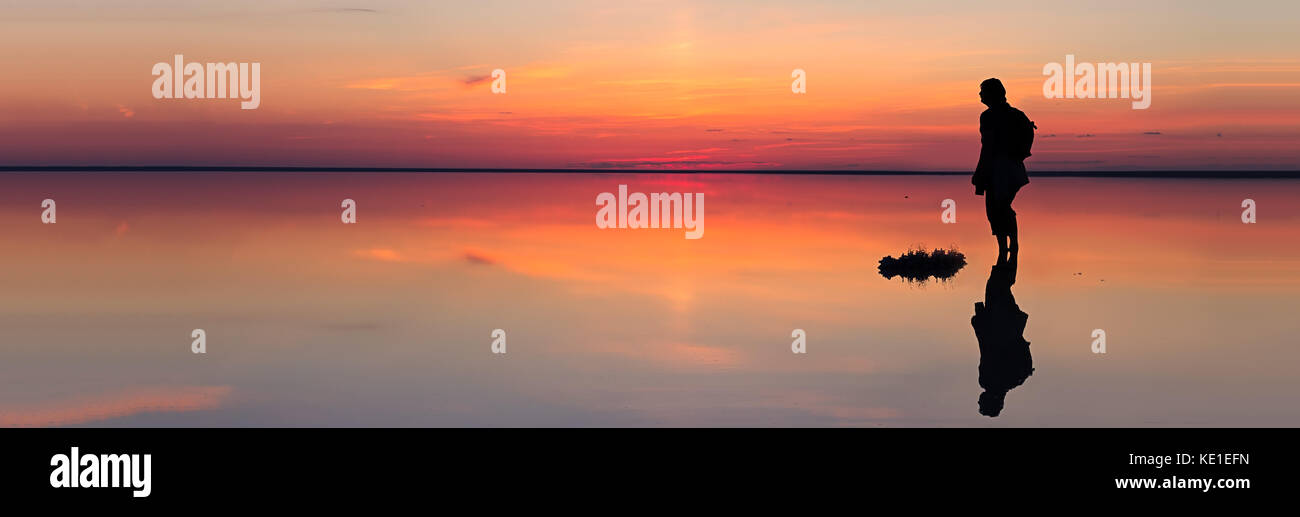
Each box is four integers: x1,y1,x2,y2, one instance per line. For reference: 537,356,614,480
985,194,1005,252
1005,190,1019,252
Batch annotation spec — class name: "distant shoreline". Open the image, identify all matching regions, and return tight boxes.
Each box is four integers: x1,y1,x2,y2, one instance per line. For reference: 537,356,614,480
1,166,1298,179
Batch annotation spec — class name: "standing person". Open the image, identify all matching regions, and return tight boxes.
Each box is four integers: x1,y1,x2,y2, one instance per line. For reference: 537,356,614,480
972,78,1034,255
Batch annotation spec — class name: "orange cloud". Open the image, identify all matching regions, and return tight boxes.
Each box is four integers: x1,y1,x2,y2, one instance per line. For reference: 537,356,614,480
0,386,231,427
354,248,406,262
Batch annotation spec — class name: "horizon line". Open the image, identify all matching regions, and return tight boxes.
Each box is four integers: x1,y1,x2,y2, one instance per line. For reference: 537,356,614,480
2,166,1299,178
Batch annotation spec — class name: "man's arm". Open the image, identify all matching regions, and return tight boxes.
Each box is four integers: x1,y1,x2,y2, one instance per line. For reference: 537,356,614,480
973,111,991,195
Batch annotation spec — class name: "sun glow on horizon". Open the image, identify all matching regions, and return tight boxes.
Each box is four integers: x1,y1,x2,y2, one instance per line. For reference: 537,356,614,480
0,0,1297,170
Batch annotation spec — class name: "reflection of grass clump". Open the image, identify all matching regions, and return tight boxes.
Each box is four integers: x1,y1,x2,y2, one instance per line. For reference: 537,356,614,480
878,247,967,283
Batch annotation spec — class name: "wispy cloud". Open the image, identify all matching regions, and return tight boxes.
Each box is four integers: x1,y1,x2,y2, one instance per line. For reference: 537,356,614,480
463,250,497,266
461,74,493,87
0,386,231,427
311,8,379,14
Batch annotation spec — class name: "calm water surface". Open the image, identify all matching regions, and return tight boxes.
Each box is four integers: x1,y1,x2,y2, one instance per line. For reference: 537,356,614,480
1,172,1297,426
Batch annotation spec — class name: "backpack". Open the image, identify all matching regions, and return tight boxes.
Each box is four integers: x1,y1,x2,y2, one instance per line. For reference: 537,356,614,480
1011,108,1037,160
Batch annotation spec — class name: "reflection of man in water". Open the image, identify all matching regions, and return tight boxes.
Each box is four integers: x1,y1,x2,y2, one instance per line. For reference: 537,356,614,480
972,78,1032,255
971,249,1032,417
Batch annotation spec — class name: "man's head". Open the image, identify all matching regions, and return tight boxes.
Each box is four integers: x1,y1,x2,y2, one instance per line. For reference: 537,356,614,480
979,390,1006,417
979,78,1007,107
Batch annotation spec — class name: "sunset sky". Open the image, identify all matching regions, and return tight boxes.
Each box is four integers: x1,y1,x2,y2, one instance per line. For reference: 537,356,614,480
1,0,1297,170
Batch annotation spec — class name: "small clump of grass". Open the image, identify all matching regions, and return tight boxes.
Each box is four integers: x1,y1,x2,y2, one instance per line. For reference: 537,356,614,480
878,246,967,284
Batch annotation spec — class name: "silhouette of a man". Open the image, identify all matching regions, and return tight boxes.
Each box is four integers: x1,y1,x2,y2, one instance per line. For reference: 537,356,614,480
972,78,1031,255
971,248,1032,417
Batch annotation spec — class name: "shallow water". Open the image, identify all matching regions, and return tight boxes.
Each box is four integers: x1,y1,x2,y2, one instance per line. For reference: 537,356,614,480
1,172,1297,426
